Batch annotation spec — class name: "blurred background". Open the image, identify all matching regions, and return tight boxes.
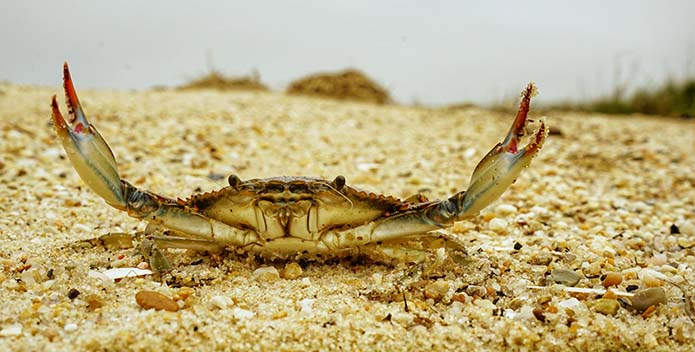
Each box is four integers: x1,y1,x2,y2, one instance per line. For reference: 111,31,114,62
1,0,694,114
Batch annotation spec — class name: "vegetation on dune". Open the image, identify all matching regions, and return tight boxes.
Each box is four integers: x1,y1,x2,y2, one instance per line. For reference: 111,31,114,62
553,79,695,118
178,69,269,91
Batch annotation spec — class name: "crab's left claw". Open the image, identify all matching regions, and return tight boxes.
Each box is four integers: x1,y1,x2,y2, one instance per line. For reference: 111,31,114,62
452,82,548,219
51,62,126,209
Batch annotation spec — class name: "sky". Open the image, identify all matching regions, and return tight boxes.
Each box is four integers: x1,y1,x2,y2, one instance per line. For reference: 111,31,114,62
1,0,694,105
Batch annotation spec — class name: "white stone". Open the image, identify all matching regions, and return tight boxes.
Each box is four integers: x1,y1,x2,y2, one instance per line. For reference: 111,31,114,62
0,324,22,337
252,266,280,281
463,148,477,159
299,299,314,315
64,323,78,332
72,223,92,233
558,298,581,309
489,218,508,234
496,204,518,215
678,220,695,236
232,307,255,319
209,295,233,310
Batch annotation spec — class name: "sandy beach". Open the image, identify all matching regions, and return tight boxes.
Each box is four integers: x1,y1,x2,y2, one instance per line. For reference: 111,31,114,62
0,83,694,351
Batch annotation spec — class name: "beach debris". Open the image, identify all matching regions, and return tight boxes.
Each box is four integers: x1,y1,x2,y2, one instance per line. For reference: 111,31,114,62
102,268,153,281
528,286,635,297
135,290,179,312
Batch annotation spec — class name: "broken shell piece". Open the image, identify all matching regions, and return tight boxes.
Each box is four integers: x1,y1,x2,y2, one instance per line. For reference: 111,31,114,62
102,268,153,281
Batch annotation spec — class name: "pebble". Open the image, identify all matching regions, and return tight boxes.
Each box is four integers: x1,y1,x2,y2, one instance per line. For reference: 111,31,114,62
592,298,620,315
496,204,517,215
281,262,303,280
551,269,580,287
64,323,78,332
71,223,91,233
638,269,667,287
601,272,622,287
299,299,314,315
677,237,695,249
252,266,280,282
67,288,80,300
391,312,412,325
209,295,234,310
630,287,667,313
529,252,553,266
465,285,487,298
677,221,694,236
488,218,509,234
135,290,179,312
424,280,450,301
558,298,581,310
177,287,195,300
86,294,105,311
232,307,255,319
647,253,667,266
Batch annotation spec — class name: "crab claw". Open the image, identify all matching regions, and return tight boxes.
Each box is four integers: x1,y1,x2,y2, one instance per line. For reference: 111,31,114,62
454,82,547,219
51,62,126,209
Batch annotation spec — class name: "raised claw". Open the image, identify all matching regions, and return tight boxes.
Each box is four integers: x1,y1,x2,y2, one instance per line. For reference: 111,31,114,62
453,82,547,218
51,62,126,209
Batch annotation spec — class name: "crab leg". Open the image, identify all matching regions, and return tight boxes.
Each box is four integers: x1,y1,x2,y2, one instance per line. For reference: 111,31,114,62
450,82,547,220
51,62,125,209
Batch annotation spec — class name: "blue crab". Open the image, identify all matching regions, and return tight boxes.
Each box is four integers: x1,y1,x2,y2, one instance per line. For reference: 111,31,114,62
51,63,547,270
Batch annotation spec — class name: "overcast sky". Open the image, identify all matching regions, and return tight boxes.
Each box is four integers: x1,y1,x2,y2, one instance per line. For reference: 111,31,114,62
2,1,693,105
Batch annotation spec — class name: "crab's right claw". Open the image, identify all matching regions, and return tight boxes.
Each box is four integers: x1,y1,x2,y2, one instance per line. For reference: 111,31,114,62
51,62,126,210
455,82,547,218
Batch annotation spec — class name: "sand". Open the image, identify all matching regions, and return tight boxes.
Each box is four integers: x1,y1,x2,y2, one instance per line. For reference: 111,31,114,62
0,82,694,351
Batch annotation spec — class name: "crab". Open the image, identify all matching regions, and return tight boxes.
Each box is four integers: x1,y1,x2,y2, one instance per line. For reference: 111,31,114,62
51,62,547,272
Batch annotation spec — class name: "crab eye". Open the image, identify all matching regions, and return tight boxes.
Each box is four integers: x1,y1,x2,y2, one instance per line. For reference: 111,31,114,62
228,174,242,189
332,175,346,190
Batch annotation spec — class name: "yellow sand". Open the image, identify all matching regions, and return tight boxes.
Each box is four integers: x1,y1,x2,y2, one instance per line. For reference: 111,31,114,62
0,83,693,351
